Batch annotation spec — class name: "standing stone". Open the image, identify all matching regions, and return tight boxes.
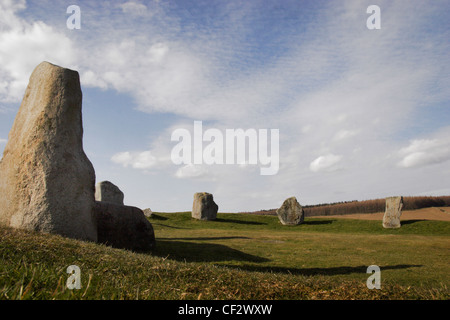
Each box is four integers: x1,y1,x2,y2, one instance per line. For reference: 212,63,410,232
143,208,153,218
0,61,97,241
95,181,124,205
192,192,218,221
94,201,156,251
276,197,304,225
383,196,403,228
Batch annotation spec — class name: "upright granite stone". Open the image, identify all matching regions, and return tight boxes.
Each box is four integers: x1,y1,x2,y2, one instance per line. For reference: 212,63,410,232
383,196,403,228
192,192,218,221
95,181,124,205
143,208,153,218
276,197,304,225
0,62,97,241
94,201,156,251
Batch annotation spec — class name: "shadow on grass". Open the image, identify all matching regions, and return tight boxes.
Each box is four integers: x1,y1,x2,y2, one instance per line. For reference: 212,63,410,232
214,218,266,226
153,240,269,263
302,220,334,225
151,223,190,230
401,219,426,226
158,236,252,241
220,264,423,276
149,214,169,221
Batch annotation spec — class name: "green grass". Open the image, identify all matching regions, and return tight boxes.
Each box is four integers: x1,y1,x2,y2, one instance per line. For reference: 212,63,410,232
151,211,450,235
0,212,449,300
152,212,450,288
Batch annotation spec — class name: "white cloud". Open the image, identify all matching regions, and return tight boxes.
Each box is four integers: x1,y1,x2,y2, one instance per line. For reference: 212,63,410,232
175,164,209,179
398,138,450,168
111,151,158,169
80,70,108,89
131,151,157,169
333,129,357,141
2,0,448,126
0,138,7,144
1,0,449,212
309,154,343,173
0,0,26,28
111,151,133,167
0,0,76,102
147,43,169,63
98,0,449,209
119,1,148,16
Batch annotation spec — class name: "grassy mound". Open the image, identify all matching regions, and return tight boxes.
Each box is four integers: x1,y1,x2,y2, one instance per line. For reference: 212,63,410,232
0,212,448,300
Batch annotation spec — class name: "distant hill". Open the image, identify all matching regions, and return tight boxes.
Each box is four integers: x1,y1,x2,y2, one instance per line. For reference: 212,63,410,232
243,195,450,217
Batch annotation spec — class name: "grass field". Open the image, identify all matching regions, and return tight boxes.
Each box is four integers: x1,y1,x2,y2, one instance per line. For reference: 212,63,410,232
0,211,449,300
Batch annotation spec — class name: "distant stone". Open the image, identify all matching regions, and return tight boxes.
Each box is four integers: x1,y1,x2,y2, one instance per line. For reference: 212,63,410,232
276,197,304,225
192,192,218,221
95,181,124,205
383,196,403,228
143,208,153,218
94,201,156,251
0,61,97,241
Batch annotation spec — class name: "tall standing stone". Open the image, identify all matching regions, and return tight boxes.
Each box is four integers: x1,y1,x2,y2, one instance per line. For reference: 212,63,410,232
383,196,403,228
0,61,97,241
95,181,124,205
276,197,304,225
192,192,218,221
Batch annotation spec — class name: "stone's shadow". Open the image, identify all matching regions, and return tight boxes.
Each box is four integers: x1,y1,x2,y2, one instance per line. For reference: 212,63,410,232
158,236,251,241
401,219,426,226
153,240,269,263
214,218,266,226
220,264,423,276
150,223,190,230
148,214,169,221
302,220,334,225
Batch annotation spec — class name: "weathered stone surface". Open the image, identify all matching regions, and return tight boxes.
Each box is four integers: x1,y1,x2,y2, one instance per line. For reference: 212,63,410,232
0,61,97,241
192,192,218,221
383,196,403,228
94,201,156,251
95,181,124,205
276,197,304,225
143,208,153,218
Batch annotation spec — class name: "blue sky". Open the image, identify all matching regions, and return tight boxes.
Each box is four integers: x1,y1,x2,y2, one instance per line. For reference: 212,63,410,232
1,0,449,212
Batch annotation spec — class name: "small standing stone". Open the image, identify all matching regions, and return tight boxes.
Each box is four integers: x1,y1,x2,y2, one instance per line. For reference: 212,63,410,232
95,181,124,205
383,196,403,228
143,208,153,218
192,192,218,221
276,197,304,225
94,201,156,251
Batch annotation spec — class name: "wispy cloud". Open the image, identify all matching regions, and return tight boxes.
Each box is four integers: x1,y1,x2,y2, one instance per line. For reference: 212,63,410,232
398,135,450,168
309,154,343,173
111,151,158,169
175,164,210,179
118,1,149,17
0,0,76,102
1,0,449,211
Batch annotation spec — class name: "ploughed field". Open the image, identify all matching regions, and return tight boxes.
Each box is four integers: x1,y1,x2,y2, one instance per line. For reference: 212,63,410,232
0,211,449,299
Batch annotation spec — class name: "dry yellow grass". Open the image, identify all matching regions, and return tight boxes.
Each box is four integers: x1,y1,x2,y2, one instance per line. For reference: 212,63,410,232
311,207,450,221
